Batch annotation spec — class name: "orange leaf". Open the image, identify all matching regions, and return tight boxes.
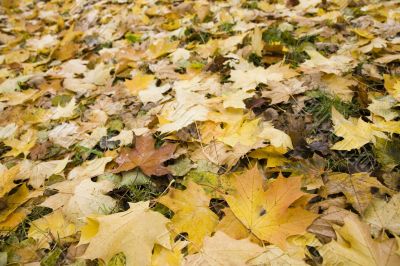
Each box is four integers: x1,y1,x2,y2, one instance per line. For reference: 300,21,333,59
224,165,318,249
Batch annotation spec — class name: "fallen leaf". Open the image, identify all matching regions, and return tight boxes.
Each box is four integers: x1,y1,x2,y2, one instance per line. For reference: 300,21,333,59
364,193,400,237
224,165,318,249
368,95,399,121
319,215,400,266
331,107,386,150
113,136,176,176
0,164,20,197
183,231,264,266
3,129,37,157
63,179,117,223
158,181,218,253
17,157,69,189
68,157,112,180
0,184,30,222
151,241,187,266
249,245,308,266
28,209,76,249
384,74,400,101
322,172,394,213
79,201,171,266
125,73,155,96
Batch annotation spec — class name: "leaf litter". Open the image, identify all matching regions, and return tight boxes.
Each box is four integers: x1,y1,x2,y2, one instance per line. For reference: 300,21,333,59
1,0,400,265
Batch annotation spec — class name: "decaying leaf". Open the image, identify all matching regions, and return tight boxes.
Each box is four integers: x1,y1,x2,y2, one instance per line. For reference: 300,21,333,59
364,193,400,237
322,172,394,213
319,215,400,266
113,136,176,176
1,0,400,264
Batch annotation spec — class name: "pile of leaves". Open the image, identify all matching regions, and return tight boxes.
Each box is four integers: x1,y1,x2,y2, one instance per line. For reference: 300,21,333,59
1,0,400,265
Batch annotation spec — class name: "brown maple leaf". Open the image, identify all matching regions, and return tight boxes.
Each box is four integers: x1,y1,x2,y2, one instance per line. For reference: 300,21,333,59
112,136,176,176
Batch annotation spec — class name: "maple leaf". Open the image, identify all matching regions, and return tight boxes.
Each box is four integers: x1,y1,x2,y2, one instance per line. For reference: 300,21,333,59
0,164,20,198
28,209,77,249
0,123,17,140
368,95,399,121
300,49,354,75
224,165,318,249
40,179,81,211
157,87,209,133
0,207,29,233
248,245,308,266
364,193,400,237
17,157,69,189
322,172,394,214
63,179,117,224
262,78,306,104
152,241,187,266
3,129,37,157
331,107,387,150
138,83,171,104
68,157,112,180
230,61,298,91
216,208,250,240
50,98,77,120
320,74,357,102
113,136,176,176
183,231,264,266
319,215,400,266
147,39,179,59
248,146,289,168
79,201,171,266
158,181,218,253
125,73,155,96
383,74,400,101
0,184,30,223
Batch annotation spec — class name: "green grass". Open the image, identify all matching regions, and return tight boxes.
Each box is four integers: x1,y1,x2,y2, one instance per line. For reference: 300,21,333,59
304,90,360,129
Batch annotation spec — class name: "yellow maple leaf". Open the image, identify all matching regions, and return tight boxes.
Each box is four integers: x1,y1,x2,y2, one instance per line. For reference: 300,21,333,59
384,74,400,101
0,184,30,223
79,201,171,265
3,129,37,157
319,215,400,265
216,208,250,240
218,118,261,147
125,73,155,96
368,95,399,121
0,208,28,232
331,107,386,150
158,182,218,253
184,231,263,266
252,27,263,56
224,165,318,249
322,172,394,214
147,39,179,59
364,193,400,237
28,209,76,249
0,164,20,198
248,145,288,167
152,241,187,266
321,74,357,102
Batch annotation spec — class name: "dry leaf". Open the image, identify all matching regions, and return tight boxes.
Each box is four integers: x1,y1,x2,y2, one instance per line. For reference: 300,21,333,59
224,165,318,249
158,182,218,253
113,136,176,176
79,201,171,265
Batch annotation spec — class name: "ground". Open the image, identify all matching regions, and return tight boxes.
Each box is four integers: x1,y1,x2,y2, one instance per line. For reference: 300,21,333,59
1,0,400,265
